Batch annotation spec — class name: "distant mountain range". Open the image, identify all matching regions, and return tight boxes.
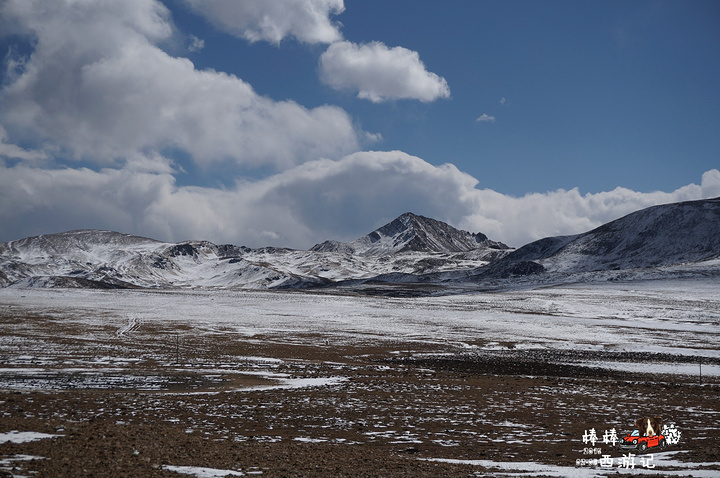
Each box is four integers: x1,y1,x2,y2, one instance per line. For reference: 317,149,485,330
0,212,510,290
1,198,719,291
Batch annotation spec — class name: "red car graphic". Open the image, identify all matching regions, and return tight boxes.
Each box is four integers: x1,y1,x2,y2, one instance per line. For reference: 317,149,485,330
619,429,667,452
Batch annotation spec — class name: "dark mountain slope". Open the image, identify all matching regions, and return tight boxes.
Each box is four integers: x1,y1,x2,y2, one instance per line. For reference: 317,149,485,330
484,197,720,278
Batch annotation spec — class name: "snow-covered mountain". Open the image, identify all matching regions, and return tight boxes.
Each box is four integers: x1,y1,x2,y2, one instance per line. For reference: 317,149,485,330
483,197,720,279
0,214,510,289
311,212,508,256
3,199,719,291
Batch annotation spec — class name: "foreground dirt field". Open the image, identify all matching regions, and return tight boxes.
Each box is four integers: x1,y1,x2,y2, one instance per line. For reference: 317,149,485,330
1,332,719,476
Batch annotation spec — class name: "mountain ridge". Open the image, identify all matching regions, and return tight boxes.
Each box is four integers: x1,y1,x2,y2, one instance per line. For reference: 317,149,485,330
0,213,509,289
482,196,720,279
2,198,719,291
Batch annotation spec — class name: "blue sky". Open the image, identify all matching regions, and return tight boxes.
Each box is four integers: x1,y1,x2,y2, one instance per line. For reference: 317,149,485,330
1,0,719,248
173,0,720,194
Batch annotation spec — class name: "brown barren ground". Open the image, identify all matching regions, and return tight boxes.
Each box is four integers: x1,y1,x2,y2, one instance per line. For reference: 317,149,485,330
1,309,719,477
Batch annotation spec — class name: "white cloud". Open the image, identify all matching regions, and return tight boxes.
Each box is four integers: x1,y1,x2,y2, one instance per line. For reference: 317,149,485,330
364,131,384,143
2,149,718,250
476,114,496,123
319,41,451,103
0,0,358,168
699,168,720,198
188,35,205,52
183,0,345,44
500,97,506,105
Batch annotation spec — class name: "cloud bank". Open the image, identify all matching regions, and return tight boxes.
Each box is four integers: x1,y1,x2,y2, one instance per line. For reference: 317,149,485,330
320,41,451,103
2,151,718,248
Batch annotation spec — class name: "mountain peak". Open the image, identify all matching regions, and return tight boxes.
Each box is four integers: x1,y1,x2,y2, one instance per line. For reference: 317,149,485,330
312,212,508,256
381,212,445,235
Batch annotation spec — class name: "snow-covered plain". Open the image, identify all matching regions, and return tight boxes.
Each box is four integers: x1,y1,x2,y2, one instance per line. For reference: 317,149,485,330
1,278,718,386
2,280,719,356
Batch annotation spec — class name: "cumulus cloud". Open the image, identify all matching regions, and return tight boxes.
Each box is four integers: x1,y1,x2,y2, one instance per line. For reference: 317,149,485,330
2,150,718,249
476,114,496,123
183,3,451,104
364,131,384,143
188,35,205,52
183,0,344,44
0,0,358,168
319,41,451,103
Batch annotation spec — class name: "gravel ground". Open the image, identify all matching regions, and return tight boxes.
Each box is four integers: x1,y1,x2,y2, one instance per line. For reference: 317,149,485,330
1,331,719,477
